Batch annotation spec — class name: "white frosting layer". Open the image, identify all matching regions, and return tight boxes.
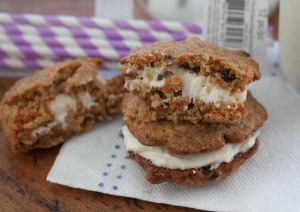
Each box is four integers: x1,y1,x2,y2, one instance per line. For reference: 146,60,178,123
178,71,247,105
79,92,96,109
31,122,57,139
123,125,259,170
49,94,77,127
29,92,96,143
127,66,247,105
31,94,77,138
142,67,166,88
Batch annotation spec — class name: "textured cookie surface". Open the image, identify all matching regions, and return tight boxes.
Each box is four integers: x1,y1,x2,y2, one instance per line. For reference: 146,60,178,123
105,74,126,114
120,37,260,86
122,92,247,124
1,58,102,104
125,92,267,155
128,139,259,185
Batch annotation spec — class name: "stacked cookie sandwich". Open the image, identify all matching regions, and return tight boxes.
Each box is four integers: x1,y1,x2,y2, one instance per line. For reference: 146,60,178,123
121,37,267,186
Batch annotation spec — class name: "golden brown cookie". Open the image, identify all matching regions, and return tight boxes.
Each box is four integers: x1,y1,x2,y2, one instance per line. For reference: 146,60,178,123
122,92,247,124
105,74,126,114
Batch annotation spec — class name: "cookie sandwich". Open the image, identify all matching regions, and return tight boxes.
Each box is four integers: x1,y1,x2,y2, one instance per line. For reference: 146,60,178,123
0,58,124,153
121,37,267,185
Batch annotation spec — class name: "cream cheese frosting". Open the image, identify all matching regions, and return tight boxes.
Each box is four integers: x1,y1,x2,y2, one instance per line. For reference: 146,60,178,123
26,92,97,144
30,94,77,139
178,71,247,105
126,66,247,105
49,94,77,127
123,125,259,170
78,92,96,109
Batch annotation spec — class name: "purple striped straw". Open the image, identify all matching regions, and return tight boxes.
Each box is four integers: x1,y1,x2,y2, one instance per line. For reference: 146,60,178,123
0,13,204,70
1,13,202,34
1,24,190,42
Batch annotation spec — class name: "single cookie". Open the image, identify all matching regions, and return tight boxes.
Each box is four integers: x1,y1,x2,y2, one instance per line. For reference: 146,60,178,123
125,92,267,154
0,58,123,153
128,139,258,186
122,92,247,124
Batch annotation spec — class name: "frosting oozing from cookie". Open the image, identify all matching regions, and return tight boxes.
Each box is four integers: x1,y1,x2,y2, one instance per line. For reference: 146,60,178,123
125,66,247,106
123,125,259,170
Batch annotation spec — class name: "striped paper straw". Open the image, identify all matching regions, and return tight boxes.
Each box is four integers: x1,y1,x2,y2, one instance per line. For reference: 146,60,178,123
0,13,202,34
0,13,203,70
0,57,118,71
0,34,146,49
0,24,192,42
1,43,129,59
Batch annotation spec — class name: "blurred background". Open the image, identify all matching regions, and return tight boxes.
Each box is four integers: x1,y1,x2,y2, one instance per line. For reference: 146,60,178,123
0,0,279,78
0,0,279,38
